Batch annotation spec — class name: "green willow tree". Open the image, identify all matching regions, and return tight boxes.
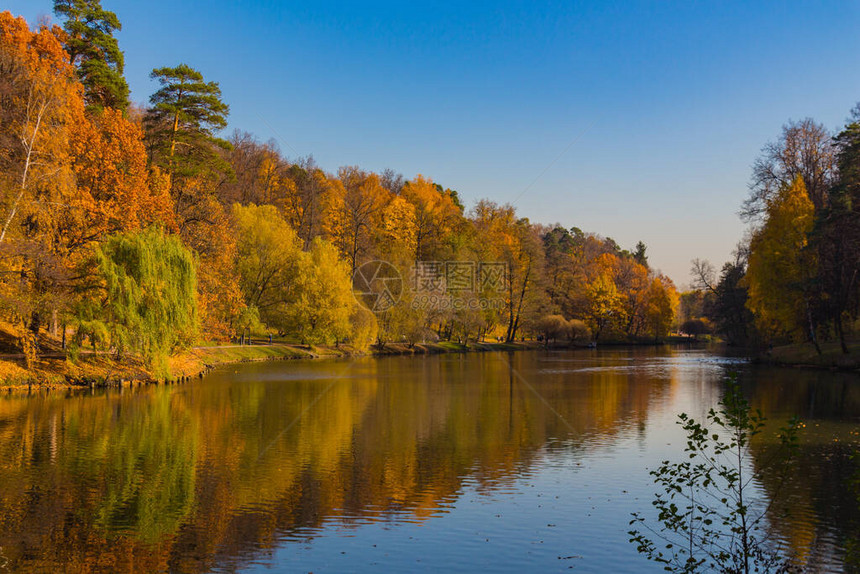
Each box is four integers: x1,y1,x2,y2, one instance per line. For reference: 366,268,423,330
76,227,198,379
53,0,130,111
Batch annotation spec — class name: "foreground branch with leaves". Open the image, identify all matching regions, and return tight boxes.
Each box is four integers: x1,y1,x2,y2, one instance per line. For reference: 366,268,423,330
629,374,802,573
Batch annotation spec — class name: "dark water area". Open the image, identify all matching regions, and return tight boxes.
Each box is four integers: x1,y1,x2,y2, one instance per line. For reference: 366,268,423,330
0,348,858,572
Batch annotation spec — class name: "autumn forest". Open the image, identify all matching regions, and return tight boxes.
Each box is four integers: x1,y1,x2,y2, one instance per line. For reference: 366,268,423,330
0,4,682,383
2,2,860,572
2,1,860,385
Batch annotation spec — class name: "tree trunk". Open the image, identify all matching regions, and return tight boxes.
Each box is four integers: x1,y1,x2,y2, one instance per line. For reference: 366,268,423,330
806,302,822,355
507,263,531,343
835,312,849,354
169,110,180,158
0,99,46,244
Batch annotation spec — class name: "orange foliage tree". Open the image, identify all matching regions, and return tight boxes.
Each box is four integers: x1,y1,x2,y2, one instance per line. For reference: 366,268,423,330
65,107,175,250
401,175,461,260
0,12,83,356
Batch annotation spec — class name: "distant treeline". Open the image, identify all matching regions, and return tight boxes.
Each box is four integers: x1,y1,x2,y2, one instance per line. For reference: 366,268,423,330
0,4,678,377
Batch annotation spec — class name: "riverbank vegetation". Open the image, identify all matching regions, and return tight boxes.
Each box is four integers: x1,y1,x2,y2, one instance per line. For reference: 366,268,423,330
0,4,681,385
683,104,860,367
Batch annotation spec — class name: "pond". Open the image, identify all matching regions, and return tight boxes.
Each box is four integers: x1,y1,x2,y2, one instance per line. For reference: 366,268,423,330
0,348,858,572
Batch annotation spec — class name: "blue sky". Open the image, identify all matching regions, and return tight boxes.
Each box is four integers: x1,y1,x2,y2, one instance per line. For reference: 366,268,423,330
6,0,860,284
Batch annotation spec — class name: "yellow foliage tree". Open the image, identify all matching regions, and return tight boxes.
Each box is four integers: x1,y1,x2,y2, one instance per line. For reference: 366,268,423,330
349,305,378,351
745,176,816,342
644,275,679,341
231,203,303,331
584,272,622,341
329,167,391,273
379,195,417,259
616,258,651,337
289,238,353,345
232,204,362,345
0,13,81,246
401,174,460,260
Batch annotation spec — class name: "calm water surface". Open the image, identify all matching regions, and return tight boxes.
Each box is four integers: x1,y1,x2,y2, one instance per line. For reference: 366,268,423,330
1,348,859,572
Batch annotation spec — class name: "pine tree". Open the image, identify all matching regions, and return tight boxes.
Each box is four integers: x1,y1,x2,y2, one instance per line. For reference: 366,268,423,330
53,0,130,111
144,64,231,180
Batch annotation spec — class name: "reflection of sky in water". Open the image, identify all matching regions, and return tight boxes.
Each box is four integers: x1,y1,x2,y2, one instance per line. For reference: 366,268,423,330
538,352,749,375
235,440,674,573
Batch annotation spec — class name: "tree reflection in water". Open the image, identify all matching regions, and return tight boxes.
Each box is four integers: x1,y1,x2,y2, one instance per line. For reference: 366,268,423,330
0,350,856,572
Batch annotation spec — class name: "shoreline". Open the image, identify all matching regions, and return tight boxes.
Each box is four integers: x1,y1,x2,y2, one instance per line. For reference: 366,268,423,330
752,340,860,373
0,338,764,394
0,340,548,393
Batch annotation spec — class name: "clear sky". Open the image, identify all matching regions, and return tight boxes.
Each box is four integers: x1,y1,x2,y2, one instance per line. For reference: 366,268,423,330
5,0,860,285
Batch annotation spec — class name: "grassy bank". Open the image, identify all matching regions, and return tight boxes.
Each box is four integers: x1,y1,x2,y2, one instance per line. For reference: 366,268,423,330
760,339,860,371
180,339,542,375
0,339,546,391
1,337,712,391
